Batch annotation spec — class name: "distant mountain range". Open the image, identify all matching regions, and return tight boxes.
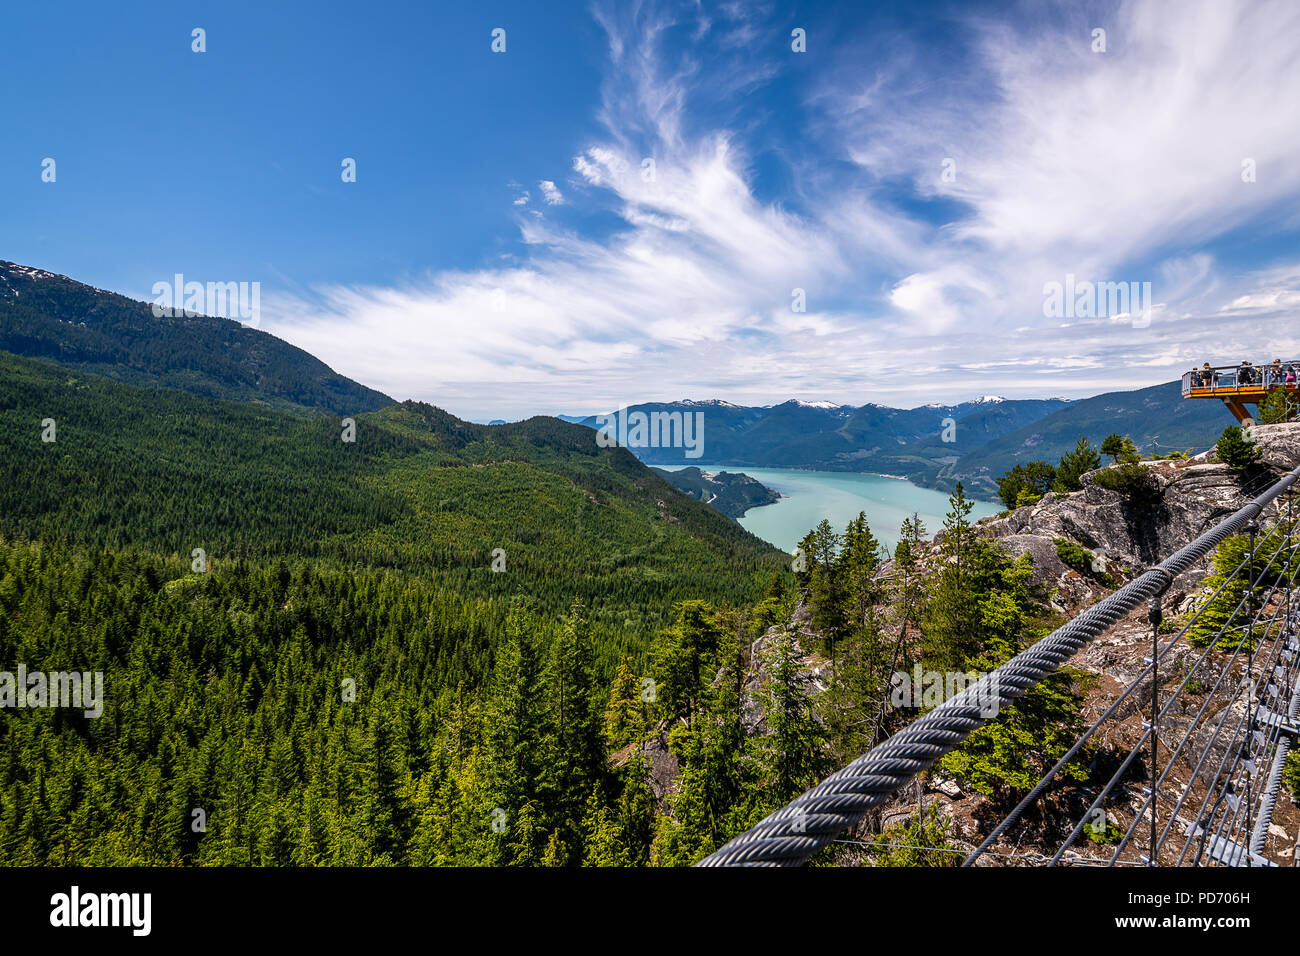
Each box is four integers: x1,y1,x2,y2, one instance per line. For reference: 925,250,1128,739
562,386,1238,501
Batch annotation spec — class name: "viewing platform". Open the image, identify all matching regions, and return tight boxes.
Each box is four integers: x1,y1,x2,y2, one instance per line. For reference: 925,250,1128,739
1181,361,1298,424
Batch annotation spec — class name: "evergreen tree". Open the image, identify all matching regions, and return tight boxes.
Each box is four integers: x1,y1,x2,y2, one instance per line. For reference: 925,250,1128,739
1185,530,1294,648
353,702,411,863
651,601,723,727
807,519,847,660
995,461,1057,509
540,828,568,867
653,612,759,864
508,801,545,866
483,611,551,856
752,572,789,632
613,753,656,866
759,628,828,804
936,554,1087,806
794,530,816,585
922,483,990,672
1054,436,1101,492
822,603,889,760
603,657,645,751
1216,425,1263,473
544,603,605,852
841,512,883,629
894,513,928,626
1258,388,1298,424
581,791,628,867
1100,433,1141,463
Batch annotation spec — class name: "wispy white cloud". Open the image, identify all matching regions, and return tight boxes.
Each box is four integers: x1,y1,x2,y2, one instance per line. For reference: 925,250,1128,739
264,0,1300,420
831,0,1300,343
538,180,565,205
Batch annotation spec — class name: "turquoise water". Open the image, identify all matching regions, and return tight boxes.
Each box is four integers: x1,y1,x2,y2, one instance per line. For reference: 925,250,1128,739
693,465,1001,554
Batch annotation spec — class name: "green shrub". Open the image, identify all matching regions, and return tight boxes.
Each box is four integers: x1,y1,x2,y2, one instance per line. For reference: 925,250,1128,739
1092,462,1159,500
1053,538,1119,587
1180,657,1207,693
1054,538,1094,572
1216,425,1262,472
1084,817,1124,845
865,805,958,867
1284,750,1300,802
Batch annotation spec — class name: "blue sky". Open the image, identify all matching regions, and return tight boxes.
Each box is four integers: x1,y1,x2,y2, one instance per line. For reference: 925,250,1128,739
4,0,1299,420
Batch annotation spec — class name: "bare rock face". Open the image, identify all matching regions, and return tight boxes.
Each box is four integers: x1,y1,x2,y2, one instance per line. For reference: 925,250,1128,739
739,602,830,737
979,423,1300,585
636,723,681,805
984,462,1235,572
995,533,1071,582
1251,421,1300,472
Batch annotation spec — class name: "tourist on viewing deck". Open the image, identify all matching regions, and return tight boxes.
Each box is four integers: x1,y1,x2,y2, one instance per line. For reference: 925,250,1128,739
1239,360,1255,385
1269,359,1283,385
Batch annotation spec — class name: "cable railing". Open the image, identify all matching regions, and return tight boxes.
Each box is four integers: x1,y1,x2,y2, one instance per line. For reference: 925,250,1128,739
698,462,1300,867
1054,546,1297,867
964,519,1298,867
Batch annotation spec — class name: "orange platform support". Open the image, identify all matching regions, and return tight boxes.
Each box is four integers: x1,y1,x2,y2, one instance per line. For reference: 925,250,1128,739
1181,363,1298,425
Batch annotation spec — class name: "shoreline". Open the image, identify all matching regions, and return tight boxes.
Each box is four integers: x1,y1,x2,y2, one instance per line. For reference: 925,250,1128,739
659,462,1001,508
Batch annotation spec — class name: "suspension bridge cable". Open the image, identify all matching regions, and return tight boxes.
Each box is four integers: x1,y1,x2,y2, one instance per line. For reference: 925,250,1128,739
699,463,1300,866
961,530,1285,865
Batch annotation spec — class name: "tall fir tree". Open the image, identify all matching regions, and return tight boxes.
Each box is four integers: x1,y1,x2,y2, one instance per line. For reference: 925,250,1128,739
543,603,606,855
759,627,828,804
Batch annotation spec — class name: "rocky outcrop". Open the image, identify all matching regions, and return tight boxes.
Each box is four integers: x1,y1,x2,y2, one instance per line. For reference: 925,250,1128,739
978,422,1300,591
739,597,830,736
637,726,681,805
829,424,1300,862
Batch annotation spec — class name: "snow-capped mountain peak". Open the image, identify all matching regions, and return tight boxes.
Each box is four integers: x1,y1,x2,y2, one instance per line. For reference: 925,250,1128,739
677,398,743,408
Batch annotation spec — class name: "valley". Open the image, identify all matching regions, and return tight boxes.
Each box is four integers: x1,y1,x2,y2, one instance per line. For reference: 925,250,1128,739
685,464,1001,552
0,258,1293,871
563,389,1237,501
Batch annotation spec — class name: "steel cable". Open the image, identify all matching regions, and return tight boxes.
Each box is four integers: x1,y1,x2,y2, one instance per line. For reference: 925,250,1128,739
699,463,1300,866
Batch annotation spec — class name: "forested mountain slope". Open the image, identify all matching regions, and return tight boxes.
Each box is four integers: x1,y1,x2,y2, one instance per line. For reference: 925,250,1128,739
936,381,1237,499
0,260,391,415
0,257,1246,869
650,466,781,519
0,350,793,867
0,351,785,639
565,397,1071,475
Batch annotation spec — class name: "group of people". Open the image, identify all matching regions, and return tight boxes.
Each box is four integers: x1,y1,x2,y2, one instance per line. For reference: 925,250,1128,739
1190,359,1298,389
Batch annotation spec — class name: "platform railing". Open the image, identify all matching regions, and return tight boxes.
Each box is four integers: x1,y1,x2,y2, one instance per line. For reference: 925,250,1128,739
1182,361,1300,397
